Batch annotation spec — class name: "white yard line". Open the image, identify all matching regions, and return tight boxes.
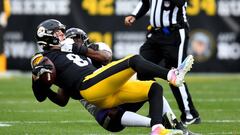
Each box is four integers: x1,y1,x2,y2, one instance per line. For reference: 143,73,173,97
2,108,239,113
0,120,95,124
207,132,238,135
0,109,86,113
0,123,11,127
204,120,240,123
1,98,240,105
0,120,239,135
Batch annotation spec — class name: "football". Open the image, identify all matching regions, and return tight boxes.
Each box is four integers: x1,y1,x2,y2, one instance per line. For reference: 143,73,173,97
39,57,56,86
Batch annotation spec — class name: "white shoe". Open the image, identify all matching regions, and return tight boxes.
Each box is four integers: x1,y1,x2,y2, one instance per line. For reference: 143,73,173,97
151,124,183,135
167,55,194,87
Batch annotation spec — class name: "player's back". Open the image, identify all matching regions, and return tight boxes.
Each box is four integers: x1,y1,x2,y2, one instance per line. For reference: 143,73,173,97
43,50,97,99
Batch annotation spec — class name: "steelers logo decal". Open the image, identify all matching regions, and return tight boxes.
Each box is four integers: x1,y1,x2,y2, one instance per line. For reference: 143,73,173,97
37,26,46,37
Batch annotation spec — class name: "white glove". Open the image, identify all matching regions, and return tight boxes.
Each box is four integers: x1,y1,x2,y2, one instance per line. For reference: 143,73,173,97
96,42,112,54
60,38,75,52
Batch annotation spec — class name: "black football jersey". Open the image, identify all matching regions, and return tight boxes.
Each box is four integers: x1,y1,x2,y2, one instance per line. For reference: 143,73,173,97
43,50,97,99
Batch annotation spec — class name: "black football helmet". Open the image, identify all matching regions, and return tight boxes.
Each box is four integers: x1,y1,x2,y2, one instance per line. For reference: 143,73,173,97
65,27,90,46
36,19,66,49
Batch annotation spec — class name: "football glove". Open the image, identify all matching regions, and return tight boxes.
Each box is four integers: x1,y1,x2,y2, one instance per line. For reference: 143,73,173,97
60,38,75,52
32,60,53,78
88,43,99,51
60,38,88,55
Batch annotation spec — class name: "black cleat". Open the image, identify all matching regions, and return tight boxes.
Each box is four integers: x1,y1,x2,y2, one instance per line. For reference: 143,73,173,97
182,117,201,126
175,122,201,135
162,112,201,135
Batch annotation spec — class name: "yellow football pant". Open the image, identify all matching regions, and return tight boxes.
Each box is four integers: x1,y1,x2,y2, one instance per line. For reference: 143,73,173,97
80,55,155,108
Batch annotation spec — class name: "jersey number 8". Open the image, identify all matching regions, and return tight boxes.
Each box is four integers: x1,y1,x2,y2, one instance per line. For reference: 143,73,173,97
66,54,89,67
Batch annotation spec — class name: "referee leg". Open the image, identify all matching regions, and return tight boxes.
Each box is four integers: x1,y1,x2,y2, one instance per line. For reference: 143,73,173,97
169,28,200,123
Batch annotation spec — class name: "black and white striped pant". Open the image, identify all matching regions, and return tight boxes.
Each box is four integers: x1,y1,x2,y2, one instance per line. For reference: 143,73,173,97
137,26,200,121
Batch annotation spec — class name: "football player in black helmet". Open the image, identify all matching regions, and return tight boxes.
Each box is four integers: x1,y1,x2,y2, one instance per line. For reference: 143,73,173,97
65,27,90,47
36,19,66,50
32,19,195,135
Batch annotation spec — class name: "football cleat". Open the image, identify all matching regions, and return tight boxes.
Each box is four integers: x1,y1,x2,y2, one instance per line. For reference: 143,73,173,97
175,122,200,135
167,55,194,87
182,117,201,126
162,112,176,129
151,124,183,135
163,112,197,135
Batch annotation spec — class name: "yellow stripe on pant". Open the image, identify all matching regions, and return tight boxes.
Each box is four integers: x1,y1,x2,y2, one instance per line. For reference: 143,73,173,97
83,55,134,82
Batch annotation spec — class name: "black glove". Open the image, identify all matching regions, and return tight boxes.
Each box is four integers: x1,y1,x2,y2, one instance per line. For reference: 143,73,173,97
88,43,99,51
32,60,53,78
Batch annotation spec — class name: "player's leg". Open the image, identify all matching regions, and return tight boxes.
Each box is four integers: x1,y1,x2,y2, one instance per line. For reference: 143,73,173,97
109,80,183,134
166,28,200,125
79,55,167,106
137,40,163,80
79,98,148,132
129,54,193,87
81,79,166,132
80,54,193,107
80,83,192,134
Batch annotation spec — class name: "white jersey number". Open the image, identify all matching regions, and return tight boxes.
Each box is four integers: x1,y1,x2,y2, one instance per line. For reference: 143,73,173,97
66,54,88,67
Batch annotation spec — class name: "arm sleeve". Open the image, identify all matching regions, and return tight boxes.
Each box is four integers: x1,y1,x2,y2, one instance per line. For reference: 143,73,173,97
131,0,150,20
47,88,70,107
32,78,49,102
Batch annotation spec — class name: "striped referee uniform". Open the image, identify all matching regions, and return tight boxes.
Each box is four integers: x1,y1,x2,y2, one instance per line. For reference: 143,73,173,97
131,0,200,124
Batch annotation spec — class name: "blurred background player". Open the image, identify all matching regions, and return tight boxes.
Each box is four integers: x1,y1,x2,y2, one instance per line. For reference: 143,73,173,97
0,0,11,73
124,0,200,125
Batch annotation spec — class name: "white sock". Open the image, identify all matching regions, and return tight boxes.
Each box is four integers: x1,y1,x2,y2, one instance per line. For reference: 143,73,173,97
121,111,151,127
121,97,176,128
162,96,177,120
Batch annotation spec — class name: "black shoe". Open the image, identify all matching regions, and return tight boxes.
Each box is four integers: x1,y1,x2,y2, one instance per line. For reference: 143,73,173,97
162,112,199,135
162,112,176,129
182,117,201,125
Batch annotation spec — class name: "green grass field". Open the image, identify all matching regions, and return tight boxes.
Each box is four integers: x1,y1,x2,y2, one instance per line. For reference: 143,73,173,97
0,74,240,135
